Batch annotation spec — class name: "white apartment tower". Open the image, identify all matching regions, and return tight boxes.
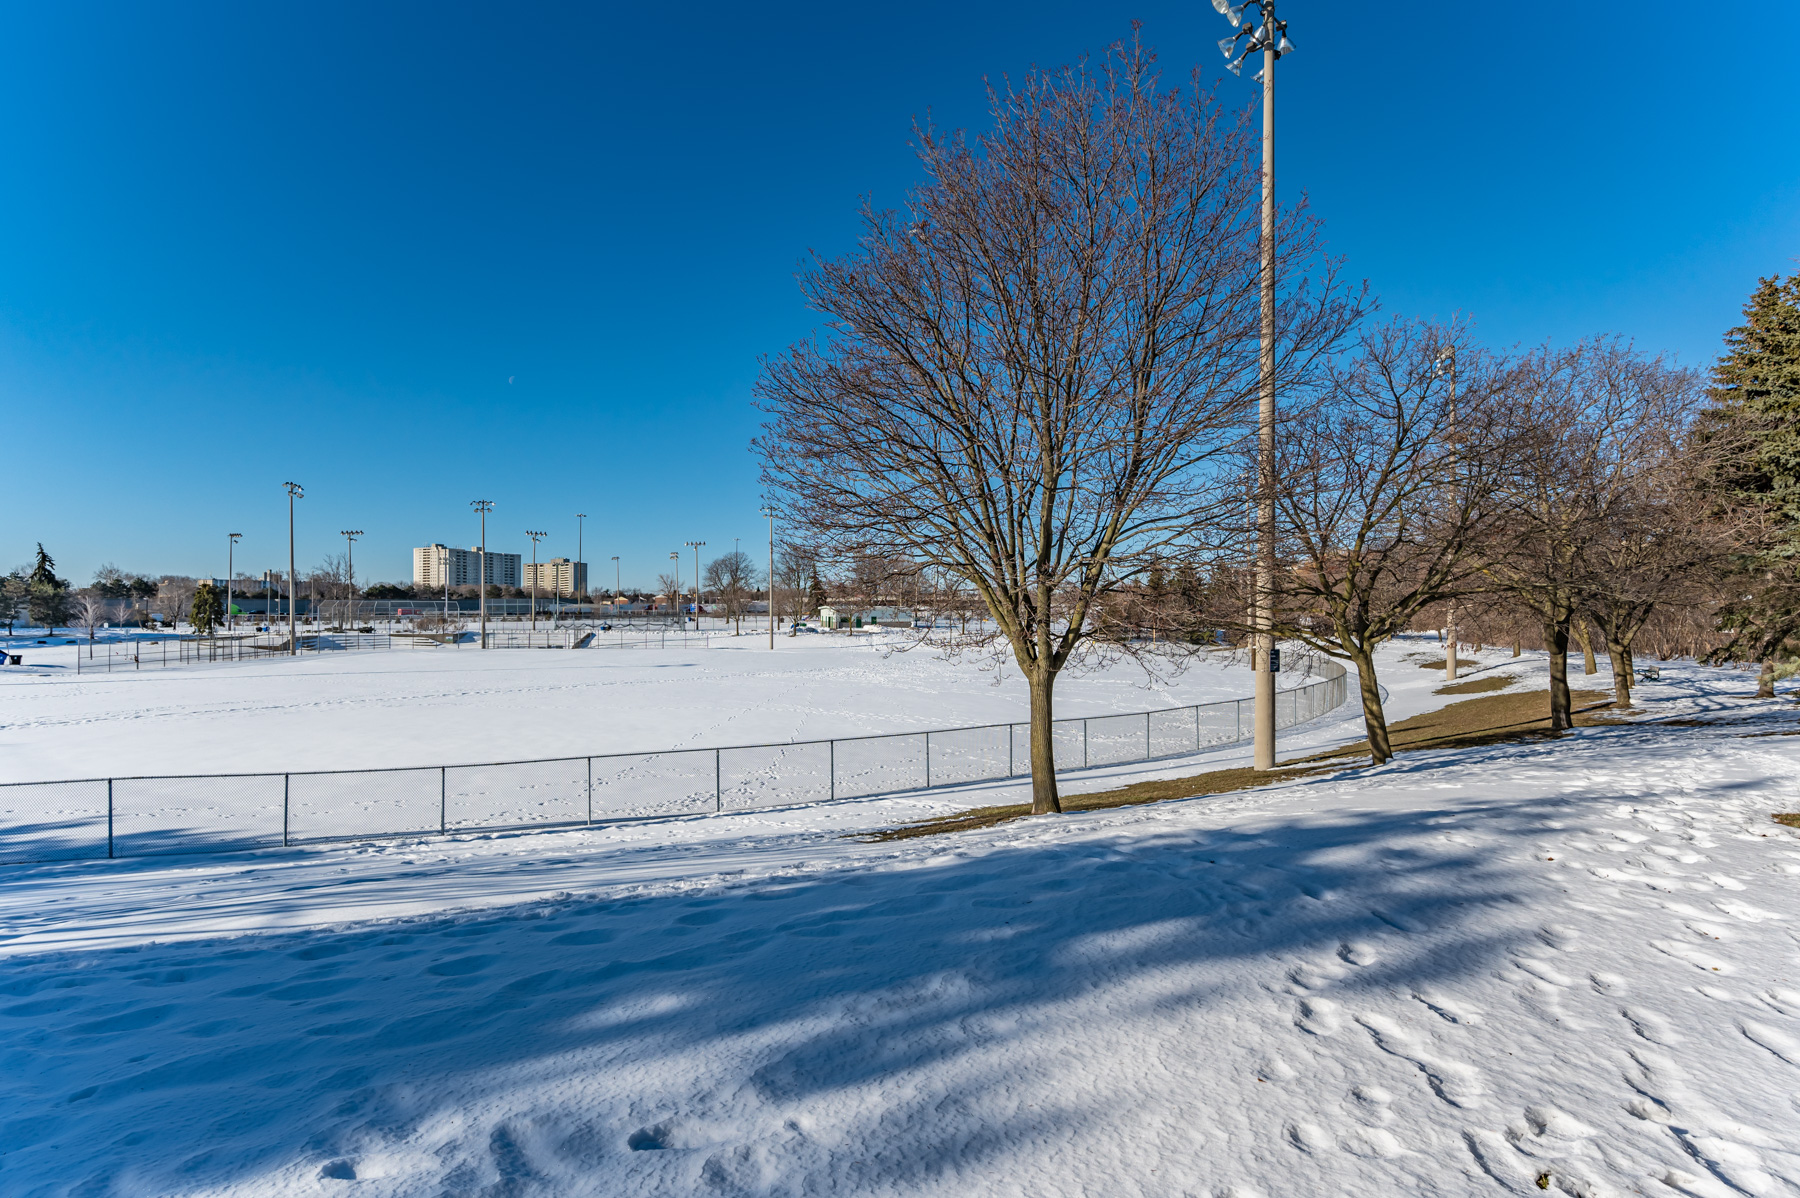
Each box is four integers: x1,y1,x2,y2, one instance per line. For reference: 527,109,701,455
413,544,523,590
523,558,588,598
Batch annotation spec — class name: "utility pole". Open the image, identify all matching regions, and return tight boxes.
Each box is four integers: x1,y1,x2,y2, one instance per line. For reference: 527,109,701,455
611,555,620,610
526,530,546,633
575,512,587,615
762,503,776,649
227,532,241,631
471,500,493,648
1212,0,1293,771
686,541,705,626
1437,345,1459,681
669,551,680,621
283,482,304,655
440,544,450,627
340,530,362,630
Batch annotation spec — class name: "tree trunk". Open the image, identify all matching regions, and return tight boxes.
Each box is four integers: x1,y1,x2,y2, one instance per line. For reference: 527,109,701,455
1512,637,1521,658
1605,640,1632,707
1350,646,1391,765
1544,619,1572,732
1026,669,1063,814
1757,661,1776,699
1572,620,1597,675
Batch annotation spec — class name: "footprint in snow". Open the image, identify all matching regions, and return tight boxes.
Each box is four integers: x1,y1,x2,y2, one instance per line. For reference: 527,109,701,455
1622,1006,1683,1046
1355,1013,1485,1109
1739,1021,1800,1066
1337,941,1378,967
1294,997,1343,1036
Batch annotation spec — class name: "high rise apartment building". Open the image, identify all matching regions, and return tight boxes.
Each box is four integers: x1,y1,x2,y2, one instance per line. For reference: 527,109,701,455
413,544,522,590
523,558,588,598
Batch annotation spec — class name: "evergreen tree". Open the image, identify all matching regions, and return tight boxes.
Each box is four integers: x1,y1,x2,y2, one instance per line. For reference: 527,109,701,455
1703,270,1800,690
25,543,72,634
807,572,828,617
190,581,225,637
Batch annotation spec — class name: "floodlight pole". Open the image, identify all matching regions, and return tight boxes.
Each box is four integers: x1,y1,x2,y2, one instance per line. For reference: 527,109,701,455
686,541,705,626
611,556,620,609
340,529,361,629
1437,346,1459,681
575,512,586,615
227,532,241,631
471,500,493,647
284,482,303,655
669,552,680,620
526,530,546,633
763,505,775,649
1252,28,1278,770
1213,0,1290,772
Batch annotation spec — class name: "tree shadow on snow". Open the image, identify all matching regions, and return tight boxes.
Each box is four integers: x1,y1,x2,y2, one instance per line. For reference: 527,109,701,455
3,774,1632,1195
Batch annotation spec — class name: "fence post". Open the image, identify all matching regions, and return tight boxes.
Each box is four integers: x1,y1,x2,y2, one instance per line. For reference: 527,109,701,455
282,774,290,846
829,739,836,801
1194,704,1201,749
1083,719,1089,768
586,757,593,825
107,779,114,858
1008,723,1015,777
440,767,447,834
925,730,931,788
1146,711,1151,760
714,749,722,813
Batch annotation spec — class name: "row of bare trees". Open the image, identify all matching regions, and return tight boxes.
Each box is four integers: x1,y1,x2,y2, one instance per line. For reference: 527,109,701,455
756,34,1792,812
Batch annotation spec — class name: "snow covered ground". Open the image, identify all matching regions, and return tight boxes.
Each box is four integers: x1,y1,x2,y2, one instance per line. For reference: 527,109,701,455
2,642,1798,1197
0,634,1258,782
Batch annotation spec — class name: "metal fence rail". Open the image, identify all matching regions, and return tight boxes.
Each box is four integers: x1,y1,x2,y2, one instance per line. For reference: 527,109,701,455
68,628,721,672
0,661,1348,865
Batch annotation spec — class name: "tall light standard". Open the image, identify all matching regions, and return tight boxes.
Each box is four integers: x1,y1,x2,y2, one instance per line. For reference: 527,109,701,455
575,512,587,616
439,543,451,626
1435,345,1459,681
761,503,776,649
340,529,362,630
610,555,620,608
668,551,680,621
283,482,304,654
525,530,547,633
471,500,493,648
686,541,705,626
1212,0,1292,771
227,532,241,631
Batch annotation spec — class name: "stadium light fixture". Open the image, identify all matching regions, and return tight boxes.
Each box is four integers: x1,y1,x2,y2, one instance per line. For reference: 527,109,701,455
1207,0,1294,770
761,502,776,649
685,541,706,624
525,530,547,634
340,530,362,629
283,482,303,654
611,555,620,607
471,500,494,647
227,533,241,631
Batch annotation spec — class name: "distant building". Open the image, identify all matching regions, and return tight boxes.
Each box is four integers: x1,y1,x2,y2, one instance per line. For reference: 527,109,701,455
413,544,522,590
817,605,913,630
523,558,587,598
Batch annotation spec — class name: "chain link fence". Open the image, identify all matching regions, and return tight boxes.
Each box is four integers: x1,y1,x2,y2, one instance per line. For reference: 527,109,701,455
67,627,724,672
1,661,1348,865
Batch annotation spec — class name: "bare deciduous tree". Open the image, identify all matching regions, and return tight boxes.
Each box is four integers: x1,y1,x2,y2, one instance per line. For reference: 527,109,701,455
1258,319,1502,763
1483,338,1696,730
757,38,1359,813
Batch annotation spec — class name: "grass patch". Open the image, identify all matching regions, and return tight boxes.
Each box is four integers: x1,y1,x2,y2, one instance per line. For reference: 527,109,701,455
1416,657,1479,672
864,687,1613,842
1775,814,1800,829
1435,675,1515,696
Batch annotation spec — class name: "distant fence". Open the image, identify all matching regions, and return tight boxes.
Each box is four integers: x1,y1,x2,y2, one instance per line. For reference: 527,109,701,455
0,661,1348,865
67,627,719,672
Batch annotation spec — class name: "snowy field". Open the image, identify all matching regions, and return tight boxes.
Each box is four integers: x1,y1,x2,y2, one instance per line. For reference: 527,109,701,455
2,643,1798,1197
0,635,1259,783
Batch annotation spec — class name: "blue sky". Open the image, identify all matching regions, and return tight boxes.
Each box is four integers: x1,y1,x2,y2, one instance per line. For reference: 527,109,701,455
2,1,1795,588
